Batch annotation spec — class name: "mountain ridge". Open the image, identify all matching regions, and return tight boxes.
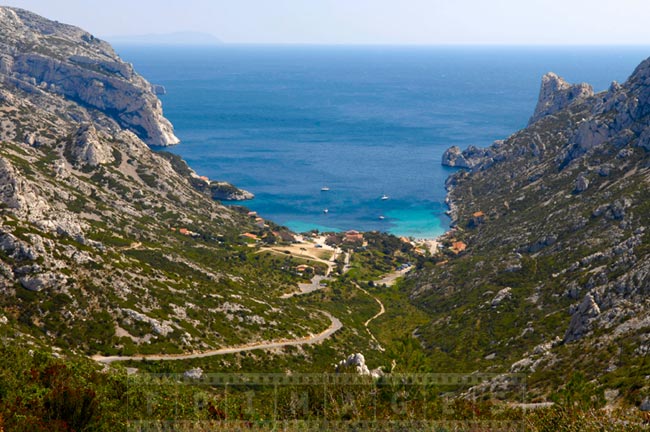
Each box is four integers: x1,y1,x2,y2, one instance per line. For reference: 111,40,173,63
0,6,334,360
0,6,179,146
417,57,650,404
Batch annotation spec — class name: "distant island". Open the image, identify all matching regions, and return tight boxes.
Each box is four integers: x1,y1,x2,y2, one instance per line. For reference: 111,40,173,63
105,31,223,46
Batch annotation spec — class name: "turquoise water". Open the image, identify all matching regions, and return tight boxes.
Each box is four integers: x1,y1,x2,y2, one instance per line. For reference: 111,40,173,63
116,45,650,238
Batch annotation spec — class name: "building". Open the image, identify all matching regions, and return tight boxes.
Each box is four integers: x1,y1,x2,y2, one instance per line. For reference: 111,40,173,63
451,241,467,254
344,230,364,243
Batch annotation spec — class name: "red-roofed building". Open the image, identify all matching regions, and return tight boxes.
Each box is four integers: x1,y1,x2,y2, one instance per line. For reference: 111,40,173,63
241,233,259,241
345,230,363,243
451,241,467,254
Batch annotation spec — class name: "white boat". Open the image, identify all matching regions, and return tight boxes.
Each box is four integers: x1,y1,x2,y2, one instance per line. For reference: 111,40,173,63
323,208,329,214
321,187,330,192
379,215,385,220
381,194,389,200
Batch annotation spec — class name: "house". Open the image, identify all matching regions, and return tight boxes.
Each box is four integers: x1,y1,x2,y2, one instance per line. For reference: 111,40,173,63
295,264,313,273
451,241,467,254
278,231,296,243
241,233,259,241
344,230,363,243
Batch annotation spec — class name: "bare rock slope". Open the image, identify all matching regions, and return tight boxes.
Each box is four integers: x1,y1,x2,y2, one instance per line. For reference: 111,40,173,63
0,8,326,357
418,58,650,402
0,7,179,146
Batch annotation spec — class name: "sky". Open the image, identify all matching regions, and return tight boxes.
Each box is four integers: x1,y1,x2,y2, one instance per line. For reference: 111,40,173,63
2,0,650,45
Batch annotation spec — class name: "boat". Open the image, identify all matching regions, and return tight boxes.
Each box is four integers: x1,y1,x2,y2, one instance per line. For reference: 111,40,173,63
323,208,329,214
321,187,330,192
381,194,389,200
379,215,385,220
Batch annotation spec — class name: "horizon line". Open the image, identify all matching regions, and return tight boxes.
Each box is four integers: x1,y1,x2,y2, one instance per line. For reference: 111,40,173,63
107,40,650,48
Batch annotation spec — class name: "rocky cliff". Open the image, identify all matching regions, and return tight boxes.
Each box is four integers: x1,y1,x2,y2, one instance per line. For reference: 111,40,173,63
0,9,326,357
0,7,179,146
416,58,650,404
528,72,594,125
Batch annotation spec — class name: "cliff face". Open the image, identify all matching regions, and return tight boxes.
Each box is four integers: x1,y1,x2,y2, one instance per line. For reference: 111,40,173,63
0,7,179,146
0,9,322,357
417,58,650,399
528,72,594,125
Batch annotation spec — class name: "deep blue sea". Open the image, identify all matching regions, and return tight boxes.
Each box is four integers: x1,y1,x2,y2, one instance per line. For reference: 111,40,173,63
116,45,650,238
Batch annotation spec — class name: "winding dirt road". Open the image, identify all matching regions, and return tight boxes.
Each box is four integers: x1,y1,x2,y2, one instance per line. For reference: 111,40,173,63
92,311,342,364
353,283,386,352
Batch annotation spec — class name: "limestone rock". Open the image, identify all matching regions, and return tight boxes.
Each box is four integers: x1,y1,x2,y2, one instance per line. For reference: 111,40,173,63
335,353,383,378
636,127,650,151
491,287,512,307
152,84,167,95
574,173,589,194
442,146,470,168
122,308,174,336
529,72,594,125
70,124,114,166
0,6,179,146
0,157,50,220
441,145,488,169
564,294,601,342
209,182,254,201
19,272,62,291
184,368,204,380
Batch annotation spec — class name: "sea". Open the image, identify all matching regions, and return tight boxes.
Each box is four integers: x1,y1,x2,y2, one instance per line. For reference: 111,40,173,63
115,45,650,238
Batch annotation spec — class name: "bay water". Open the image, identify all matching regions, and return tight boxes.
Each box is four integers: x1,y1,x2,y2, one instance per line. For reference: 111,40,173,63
116,45,649,238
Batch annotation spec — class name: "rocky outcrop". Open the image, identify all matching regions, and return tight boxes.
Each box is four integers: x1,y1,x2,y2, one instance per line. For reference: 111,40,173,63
0,156,50,219
19,272,63,292
564,294,601,342
574,173,589,194
184,368,203,380
335,353,383,378
529,72,594,125
0,7,179,146
441,145,491,170
417,55,650,398
209,182,254,201
69,124,114,166
491,287,512,307
151,84,167,95
442,146,470,168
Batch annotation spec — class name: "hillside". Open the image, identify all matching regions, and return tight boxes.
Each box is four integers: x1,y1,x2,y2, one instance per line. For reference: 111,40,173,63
1,6,648,429
412,60,650,406
0,7,333,357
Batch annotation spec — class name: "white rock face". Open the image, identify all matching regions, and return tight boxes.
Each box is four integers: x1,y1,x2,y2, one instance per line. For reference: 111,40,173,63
71,124,114,166
441,146,470,168
184,368,204,380
491,287,512,307
0,7,179,146
336,353,371,375
335,353,384,378
0,156,50,220
19,272,63,291
529,72,594,125
574,173,590,194
122,308,174,336
564,294,601,342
